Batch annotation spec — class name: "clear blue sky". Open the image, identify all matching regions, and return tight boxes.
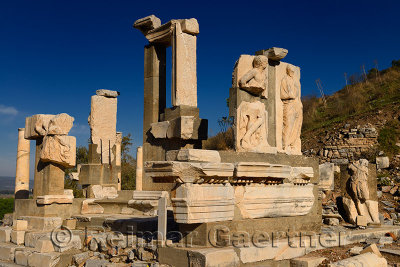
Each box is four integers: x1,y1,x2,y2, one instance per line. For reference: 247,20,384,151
0,0,399,177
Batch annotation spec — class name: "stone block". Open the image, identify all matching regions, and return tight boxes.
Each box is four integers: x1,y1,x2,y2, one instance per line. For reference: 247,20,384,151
180,18,199,35
356,215,368,227
291,256,326,267
54,234,81,252
167,116,194,139
361,243,382,257
13,220,28,231
15,248,34,266
81,199,104,214
11,230,25,245
323,218,339,226
96,89,119,98
24,232,51,248
319,162,334,191
62,219,76,230
376,156,389,169
166,149,221,163
0,227,11,242
150,121,170,138
46,113,74,135
0,242,23,261
36,194,74,205
20,216,62,231
34,238,54,253
28,252,60,267
72,251,90,266
349,246,363,255
85,259,109,267
24,114,55,139
40,135,76,168
188,248,239,267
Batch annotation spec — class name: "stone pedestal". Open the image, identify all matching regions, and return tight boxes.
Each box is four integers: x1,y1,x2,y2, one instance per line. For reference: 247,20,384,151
15,128,30,199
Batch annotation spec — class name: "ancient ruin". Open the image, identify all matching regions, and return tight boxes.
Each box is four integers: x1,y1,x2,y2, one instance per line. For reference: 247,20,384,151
1,14,399,267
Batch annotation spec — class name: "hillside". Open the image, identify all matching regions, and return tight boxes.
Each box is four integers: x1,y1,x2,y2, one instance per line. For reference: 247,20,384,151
301,59,400,161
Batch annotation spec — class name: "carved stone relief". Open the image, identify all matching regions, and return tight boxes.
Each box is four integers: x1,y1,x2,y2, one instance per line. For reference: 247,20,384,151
238,55,268,98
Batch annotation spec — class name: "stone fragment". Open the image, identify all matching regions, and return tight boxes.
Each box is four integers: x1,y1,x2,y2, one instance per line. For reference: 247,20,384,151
72,251,90,266
0,227,11,242
390,185,398,195
382,186,392,193
36,194,74,205
85,259,109,267
24,114,55,139
13,220,28,231
24,231,51,248
376,156,389,169
136,247,155,261
377,190,382,198
81,199,104,214
166,149,221,163
166,116,195,139
40,135,76,168
0,243,23,261
181,18,199,35
133,15,161,35
378,236,393,245
34,238,54,253
20,216,62,231
89,94,118,164
150,121,170,138
260,47,288,61
96,89,120,98
11,230,25,245
68,172,79,181
102,186,118,199
361,243,382,257
64,189,73,197
330,252,386,266
323,218,339,226
47,113,74,135
291,256,326,267
319,163,334,191
28,252,60,267
349,246,363,255
356,215,368,227
54,234,81,252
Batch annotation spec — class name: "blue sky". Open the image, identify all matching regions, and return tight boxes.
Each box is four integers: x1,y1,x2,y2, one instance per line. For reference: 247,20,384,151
0,0,399,177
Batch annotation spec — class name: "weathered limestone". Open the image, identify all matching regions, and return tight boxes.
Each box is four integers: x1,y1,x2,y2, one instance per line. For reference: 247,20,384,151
136,146,143,191
13,220,28,231
81,199,104,214
88,91,118,164
319,162,335,191
0,242,23,261
329,252,386,266
291,256,326,267
87,185,118,199
15,248,34,266
15,128,30,199
116,132,122,191
158,196,167,244
0,227,11,242
166,149,221,163
46,113,74,135
128,190,168,209
96,89,120,98
376,156,389,169
34,239,54,253
172,183,234,223
238,55,268,97
40,135,76,167
28,252,61,267
361,243,382,257
24,114,55,139
36,194,74,205
11,230,25,245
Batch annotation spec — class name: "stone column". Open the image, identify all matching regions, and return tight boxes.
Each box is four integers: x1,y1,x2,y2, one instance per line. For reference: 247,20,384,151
136,146,143,191
15,128,30,199
116,132,122,191
33,139,43,198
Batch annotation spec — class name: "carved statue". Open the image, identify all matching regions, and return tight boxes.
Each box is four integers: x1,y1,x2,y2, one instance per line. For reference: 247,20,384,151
348,159,377,223
238,56,268,98
237,101,269,152
280,65,302,154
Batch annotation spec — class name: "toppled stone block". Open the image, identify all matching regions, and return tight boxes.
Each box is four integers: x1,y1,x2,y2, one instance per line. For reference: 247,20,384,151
330,252,386,266
361,243,382,257
291,256,326,267
319,162,334,191
0,227,11,242
40,135,76,168
356,215,368,227
28,252,60,267
96,89,120,98
13,220,28,231
166,149,221,163
11,230,25,245
349,246,363,255
376,156,389,169
257,47,288,61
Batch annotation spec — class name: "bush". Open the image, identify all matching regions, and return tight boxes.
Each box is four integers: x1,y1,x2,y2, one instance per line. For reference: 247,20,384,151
203,128,234,150
378,120,400,156
0,198,14,220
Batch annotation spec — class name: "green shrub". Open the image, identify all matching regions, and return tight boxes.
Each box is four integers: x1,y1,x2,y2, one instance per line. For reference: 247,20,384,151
378,120,400,156
0,198,14,220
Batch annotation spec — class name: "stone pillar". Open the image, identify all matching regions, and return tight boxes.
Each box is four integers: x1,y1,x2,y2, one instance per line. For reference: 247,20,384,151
136,146,143,191
15,128,30,199
116,132,122,191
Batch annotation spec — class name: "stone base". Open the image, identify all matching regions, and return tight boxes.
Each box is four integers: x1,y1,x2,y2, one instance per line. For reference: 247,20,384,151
36,195,73,205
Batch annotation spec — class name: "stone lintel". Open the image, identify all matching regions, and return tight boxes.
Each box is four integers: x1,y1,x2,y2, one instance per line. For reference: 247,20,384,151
36,195,73,205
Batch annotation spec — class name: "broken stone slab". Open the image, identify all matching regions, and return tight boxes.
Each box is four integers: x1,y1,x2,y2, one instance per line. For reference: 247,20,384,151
150,121,170,138
145,161,234,184
166,149,221,163
27,252,60,267
376,156,389,169
133,15,162,35
382,186,392,193
81,199,104,214
40,135,76,168
24,231,51,248
0,228,11,243
290,256,326,267
36,194,73,205
72,251,90,266
20,217,62,231
128,191,169,209
88,185,118,199
10,230,25,245
96,89,120,98
319,162,334,191
380,248,400,256
54,234,81,252
46,113,74,135
256,47,288,61
329,252,386,266
323,218,339,226
349,246,363,255
381,201,395,208
85,259,109,267
361,243,382,257
389,185,398,195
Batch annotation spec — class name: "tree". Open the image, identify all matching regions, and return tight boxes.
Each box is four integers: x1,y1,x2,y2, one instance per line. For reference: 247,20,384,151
121,134,136,190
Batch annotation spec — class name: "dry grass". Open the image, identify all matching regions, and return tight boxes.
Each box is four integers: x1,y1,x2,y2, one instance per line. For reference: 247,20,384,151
203,128,234,150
